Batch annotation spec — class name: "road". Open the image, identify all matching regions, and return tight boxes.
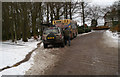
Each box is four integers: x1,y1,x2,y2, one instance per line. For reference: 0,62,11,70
25,31,118,75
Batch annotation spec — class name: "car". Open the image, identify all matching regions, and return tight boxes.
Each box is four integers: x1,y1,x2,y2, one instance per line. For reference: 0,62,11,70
42,27,65,48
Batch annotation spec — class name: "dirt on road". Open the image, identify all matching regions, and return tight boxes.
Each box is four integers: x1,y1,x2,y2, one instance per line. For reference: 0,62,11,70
25,31,118,75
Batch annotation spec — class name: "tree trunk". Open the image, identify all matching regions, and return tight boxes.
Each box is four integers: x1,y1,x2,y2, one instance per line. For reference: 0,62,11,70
2,3,10,40
10,3,15,42
50,3,53,23
22,3,28,42
82,2,85,26
38,2,43,37
69,2,72,20
47,3,49,24
32,3,37,36
56,8,60,20
64,2,68,19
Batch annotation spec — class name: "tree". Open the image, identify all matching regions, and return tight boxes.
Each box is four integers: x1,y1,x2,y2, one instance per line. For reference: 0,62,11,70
110,0,120,31
49,2,54,23
69,2,72,19
46,3,49,24
2,2,79,41
64,2,68,19
21,3,28,42
81,2,85,26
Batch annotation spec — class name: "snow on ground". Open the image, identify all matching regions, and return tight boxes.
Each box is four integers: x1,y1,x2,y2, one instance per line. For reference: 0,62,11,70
103,30,119,48
0,37,42,76
77,32,93,37
40,42,43,47
0,51,36,76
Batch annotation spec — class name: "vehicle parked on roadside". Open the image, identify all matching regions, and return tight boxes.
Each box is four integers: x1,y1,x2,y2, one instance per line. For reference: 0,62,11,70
52,19,78,39
42,27,64,48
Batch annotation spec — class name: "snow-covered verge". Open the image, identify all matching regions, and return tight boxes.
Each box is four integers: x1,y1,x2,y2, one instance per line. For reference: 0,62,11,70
103,30,120,48
0,38,42,76
0,52,36,76
77,32,93,37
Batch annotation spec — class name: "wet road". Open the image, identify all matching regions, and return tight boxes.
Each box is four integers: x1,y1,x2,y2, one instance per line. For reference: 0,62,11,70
26,31,118,75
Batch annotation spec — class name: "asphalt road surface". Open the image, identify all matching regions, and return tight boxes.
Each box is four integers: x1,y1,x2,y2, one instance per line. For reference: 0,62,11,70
26,31,118,75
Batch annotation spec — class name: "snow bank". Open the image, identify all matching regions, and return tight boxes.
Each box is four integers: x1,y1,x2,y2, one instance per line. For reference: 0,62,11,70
106,30,119,41
103,30,119,48
0,38,41,76
78,32,92,37
0,51,36,76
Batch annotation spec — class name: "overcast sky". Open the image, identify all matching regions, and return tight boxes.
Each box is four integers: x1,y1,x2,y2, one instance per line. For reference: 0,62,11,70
75,0,119,26
88,0,119,7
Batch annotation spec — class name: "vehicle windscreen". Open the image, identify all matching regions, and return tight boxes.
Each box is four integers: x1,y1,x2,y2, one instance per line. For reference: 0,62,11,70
44,28,59,34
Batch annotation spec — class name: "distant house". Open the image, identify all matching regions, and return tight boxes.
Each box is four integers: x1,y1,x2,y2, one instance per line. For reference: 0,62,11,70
104,8,119,27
